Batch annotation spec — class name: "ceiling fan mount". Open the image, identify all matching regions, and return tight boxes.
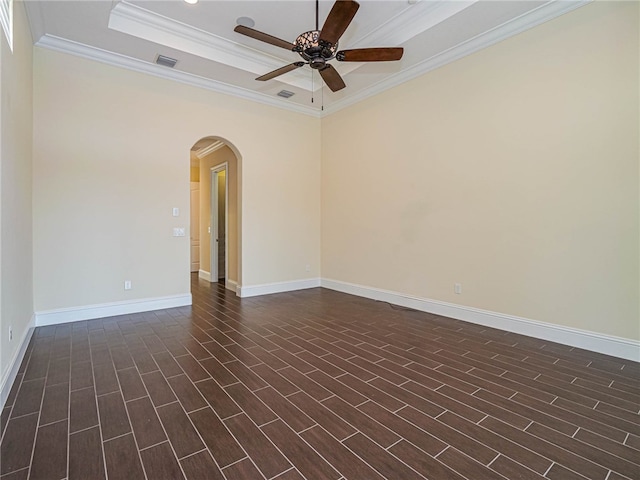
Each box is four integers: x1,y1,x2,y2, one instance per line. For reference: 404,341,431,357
234,0,403,93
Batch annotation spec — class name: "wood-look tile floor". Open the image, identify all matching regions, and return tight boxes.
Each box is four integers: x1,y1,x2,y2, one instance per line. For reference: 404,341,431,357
1,275,639,480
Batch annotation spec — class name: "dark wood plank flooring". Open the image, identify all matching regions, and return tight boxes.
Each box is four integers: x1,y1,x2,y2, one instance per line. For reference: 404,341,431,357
1,274,639,479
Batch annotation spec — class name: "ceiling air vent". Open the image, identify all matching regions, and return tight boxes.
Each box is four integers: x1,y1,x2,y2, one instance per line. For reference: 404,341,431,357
277,90,295,99
155,55,178,68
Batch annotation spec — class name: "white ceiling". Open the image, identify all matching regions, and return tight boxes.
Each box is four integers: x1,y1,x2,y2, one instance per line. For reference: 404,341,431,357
24,0,589,116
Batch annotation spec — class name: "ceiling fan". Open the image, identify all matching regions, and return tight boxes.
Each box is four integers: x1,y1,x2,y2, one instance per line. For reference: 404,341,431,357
234,0,404,93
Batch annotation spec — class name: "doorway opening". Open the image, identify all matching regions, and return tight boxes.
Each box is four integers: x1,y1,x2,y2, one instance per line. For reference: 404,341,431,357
189,137,241,293
210,164,227,284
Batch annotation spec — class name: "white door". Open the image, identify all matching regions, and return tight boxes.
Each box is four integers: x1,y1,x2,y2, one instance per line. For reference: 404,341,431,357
190,182,200,272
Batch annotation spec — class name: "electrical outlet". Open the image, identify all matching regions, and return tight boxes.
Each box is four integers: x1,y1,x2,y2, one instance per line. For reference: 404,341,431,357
305,264,310,272
454,283,462,294
124,280,132,290
9,325,12,342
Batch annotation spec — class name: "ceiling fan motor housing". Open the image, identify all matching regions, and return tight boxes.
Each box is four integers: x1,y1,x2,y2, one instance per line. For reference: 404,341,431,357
295,30,338,65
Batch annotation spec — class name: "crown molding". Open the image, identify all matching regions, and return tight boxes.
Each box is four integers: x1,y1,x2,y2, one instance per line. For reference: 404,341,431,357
351,0,476,50
195,140,225,159
22,0,45,44
323,0,592,116
35,34,321,118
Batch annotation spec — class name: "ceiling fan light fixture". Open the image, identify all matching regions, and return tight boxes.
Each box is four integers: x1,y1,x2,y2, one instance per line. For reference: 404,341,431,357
295,30,338,62
233,0,403,94
183,0,198,5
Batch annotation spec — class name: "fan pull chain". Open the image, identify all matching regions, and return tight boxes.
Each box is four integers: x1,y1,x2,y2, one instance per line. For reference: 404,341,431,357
311,70,314,104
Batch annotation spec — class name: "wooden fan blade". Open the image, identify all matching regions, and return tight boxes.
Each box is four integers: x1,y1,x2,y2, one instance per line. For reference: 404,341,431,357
319,64,346,92
234,25,294,51
319,0,359,46
256,62,305,81
336,47,404,62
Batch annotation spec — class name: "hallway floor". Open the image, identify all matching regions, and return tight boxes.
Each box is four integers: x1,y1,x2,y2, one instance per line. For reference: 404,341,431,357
1,275,639,479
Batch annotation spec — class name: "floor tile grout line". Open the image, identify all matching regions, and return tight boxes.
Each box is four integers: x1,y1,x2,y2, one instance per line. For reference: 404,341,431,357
486,452,501,468
264,420,346,480
416,340,632,404
140,364,209,479
25,343,52,479
395,404,559,474
162,366,254,476
112,357,152,480
89,334,122,480
266,466,298,480
65,345,72,480
222,411,290,479
498,415,640,476
339,423,433,480
218,454,250,472
520,392,634,443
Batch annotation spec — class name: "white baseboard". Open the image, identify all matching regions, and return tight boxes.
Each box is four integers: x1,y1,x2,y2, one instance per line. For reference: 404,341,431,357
34,294,192,326
321,278,639,362
226,279,238,294
198,270,212,282
1,316,35,409
237,278,321,298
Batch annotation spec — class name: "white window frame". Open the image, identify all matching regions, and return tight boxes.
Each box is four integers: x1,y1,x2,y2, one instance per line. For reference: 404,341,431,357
0,0,13,52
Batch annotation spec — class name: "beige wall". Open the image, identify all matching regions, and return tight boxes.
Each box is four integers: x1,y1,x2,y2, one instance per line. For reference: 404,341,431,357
33,48,321,311
1,2,34,390
321,1,639,341
199,146,236,283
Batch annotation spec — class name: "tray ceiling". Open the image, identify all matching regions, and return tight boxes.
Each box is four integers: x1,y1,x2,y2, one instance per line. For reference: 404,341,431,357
25,0,590,116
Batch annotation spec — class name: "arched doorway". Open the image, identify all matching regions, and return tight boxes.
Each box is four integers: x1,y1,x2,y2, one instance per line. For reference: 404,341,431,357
189,136,241,293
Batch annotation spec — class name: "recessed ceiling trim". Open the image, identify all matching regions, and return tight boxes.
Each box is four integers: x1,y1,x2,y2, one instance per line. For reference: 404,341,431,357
108,1,316,91
23,0,45,43
350,0,477,50
35,34,322,118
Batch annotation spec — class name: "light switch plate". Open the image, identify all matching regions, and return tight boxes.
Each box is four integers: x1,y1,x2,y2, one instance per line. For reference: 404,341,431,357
172,207,179,217
173,227,186,237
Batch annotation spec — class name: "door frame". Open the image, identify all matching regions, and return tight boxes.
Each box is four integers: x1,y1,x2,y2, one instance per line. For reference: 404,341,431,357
190,182,200,273
210,163,228,285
